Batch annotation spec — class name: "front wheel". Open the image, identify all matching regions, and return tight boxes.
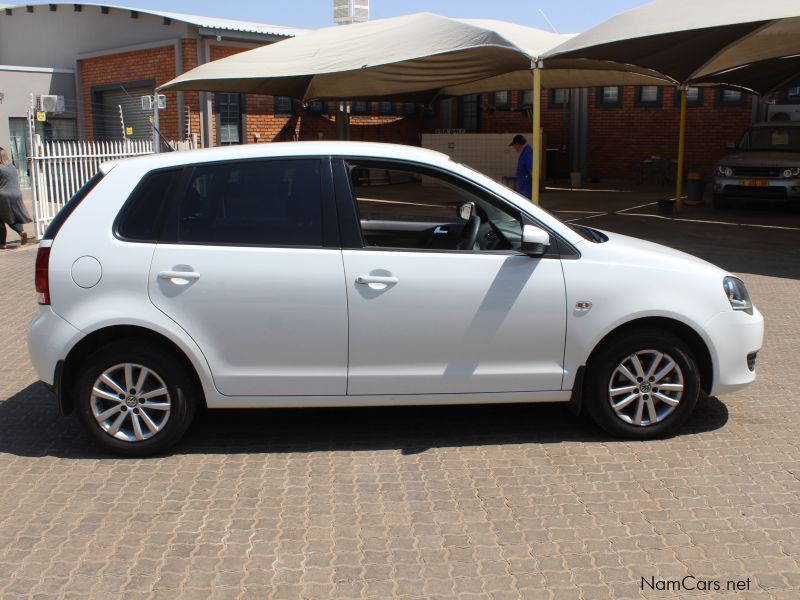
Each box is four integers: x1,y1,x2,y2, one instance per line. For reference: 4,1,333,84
75,340,197,456
584,330,700,439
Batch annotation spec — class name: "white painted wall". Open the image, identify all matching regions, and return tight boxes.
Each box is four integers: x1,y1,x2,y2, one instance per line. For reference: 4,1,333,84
0,5,191,69
421,133,529,186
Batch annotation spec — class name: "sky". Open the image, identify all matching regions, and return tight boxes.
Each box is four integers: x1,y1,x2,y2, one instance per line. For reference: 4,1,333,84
114,0,644,33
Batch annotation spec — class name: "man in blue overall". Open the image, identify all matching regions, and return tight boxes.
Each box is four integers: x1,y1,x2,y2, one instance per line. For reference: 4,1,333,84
510,134,534,199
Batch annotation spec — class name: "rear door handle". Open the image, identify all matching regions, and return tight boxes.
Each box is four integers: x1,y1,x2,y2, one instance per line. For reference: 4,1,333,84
158,270,201,284
356,275,398,285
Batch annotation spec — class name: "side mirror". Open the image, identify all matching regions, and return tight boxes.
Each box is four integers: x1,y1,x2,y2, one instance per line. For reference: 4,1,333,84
725,142,736,151
521,224,550,256
458,202,474,221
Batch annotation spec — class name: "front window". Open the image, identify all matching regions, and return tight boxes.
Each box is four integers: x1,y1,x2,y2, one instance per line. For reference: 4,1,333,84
739,126,800,152
347,161,524,252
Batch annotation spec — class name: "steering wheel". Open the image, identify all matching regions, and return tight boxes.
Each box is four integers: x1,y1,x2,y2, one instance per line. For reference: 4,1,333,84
457,215,481,250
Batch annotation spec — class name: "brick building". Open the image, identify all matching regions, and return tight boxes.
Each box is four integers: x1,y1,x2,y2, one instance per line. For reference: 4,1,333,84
3,2,793,189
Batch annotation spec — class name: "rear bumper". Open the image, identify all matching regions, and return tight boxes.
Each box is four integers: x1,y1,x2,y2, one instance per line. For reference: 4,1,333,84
27,306,84,386
704,307,764,396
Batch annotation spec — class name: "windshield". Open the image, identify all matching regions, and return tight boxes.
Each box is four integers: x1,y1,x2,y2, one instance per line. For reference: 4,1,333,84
739,126,800,152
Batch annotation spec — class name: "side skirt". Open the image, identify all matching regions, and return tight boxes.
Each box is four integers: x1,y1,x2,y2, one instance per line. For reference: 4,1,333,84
204,390,572,409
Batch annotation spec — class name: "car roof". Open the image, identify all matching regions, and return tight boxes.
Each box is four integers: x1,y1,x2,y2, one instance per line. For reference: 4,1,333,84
101,141,452,174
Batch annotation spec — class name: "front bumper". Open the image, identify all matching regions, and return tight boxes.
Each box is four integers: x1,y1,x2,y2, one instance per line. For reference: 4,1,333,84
28,306,84,386
703,307,764,396
714,177,800,200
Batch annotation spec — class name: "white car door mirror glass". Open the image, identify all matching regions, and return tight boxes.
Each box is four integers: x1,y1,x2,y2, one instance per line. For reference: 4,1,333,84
521,225,550,256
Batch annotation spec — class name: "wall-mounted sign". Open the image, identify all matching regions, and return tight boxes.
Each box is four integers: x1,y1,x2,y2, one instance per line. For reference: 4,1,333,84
36,111,47,122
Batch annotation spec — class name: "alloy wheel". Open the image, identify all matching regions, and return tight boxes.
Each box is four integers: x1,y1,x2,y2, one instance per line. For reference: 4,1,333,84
607,349,684,427
90,363,172,442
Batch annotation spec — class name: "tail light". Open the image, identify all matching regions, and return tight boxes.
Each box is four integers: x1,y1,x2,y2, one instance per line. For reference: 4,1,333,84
35,245,51,305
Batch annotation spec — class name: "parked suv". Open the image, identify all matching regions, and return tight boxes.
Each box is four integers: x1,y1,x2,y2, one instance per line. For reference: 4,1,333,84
28,142,763,455
713,121,800,208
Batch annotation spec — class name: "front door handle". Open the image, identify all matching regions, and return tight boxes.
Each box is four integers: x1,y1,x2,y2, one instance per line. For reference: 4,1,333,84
158,270,201,284
356,275,398,285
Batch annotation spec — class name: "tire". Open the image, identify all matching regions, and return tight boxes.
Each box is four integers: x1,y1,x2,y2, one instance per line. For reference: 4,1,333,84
712,194,731,209
584,329,700,440
74,340,197,456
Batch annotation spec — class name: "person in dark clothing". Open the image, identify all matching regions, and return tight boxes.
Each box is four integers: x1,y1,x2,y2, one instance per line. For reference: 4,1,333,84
510,134,534,199
0,147,32,249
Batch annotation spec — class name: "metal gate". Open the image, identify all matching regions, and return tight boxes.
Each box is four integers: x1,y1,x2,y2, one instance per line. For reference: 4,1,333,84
30,136,153,238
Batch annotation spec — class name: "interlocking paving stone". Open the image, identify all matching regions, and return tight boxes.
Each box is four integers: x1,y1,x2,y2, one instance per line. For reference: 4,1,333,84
0,198,799,598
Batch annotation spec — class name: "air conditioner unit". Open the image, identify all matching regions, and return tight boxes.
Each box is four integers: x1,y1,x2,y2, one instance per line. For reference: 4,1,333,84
141,95,167,111
39,95,65,113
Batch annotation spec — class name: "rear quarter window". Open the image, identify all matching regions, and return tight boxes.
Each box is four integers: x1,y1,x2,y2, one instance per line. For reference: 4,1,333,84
116,169,182,242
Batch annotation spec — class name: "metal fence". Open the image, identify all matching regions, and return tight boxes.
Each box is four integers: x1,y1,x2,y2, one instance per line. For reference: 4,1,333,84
30,138,154,238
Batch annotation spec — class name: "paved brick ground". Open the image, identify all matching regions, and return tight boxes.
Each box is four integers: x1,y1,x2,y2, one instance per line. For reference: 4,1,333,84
0,197,799,599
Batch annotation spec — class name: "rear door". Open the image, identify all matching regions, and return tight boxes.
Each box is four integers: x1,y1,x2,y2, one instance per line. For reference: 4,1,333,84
148,157,348,396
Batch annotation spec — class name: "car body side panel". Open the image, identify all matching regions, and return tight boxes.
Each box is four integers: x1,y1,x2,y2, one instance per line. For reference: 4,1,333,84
560,231,761,392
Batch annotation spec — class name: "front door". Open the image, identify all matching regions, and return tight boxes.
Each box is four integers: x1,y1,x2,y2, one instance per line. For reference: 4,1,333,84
148,157,348,396
339,160,567,396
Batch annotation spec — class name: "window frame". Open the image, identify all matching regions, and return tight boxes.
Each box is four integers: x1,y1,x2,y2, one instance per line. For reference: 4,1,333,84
351,100,371,116
274,95,295,115
378,101,396,116
306,100,328,115
715,88,747,107
595,86,623,108
519,89,534,109
778,86,800,105
331,156,577,259
549,88,570,108
123,157,339,249
490,91,511,110
634,85,663,108
458,94,480,132
215,92,245,145
673,87,704,108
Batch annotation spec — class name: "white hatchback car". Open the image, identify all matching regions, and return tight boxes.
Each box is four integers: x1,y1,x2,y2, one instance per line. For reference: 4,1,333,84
28,142,763,455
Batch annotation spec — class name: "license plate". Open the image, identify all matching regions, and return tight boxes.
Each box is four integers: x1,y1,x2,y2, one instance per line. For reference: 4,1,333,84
739,179,769,187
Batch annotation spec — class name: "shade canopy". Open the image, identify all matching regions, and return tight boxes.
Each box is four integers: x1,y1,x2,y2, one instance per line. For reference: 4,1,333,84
544,0,800,91
160,12,669,101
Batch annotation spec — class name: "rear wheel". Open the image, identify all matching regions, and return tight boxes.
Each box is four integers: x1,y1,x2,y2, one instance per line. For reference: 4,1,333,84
584,329,700,439
75,340,197,456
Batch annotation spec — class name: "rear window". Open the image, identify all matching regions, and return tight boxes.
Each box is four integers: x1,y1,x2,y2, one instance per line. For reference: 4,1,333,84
178,159,323,246
43,172,103,240
117,169,181,241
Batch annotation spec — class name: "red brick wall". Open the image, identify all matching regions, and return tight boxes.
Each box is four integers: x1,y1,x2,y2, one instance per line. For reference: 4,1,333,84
79,44,179,140
586,87,752,180
181,39,201,141
429,88,752,181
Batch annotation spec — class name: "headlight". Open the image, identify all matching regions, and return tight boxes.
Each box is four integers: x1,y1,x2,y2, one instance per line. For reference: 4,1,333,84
781,167,800,178
715,165,733,177
723,276,753,315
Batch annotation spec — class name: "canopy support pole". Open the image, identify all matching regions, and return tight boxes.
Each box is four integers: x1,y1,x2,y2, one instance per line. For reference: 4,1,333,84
532,61,543,205
675,86,687,212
